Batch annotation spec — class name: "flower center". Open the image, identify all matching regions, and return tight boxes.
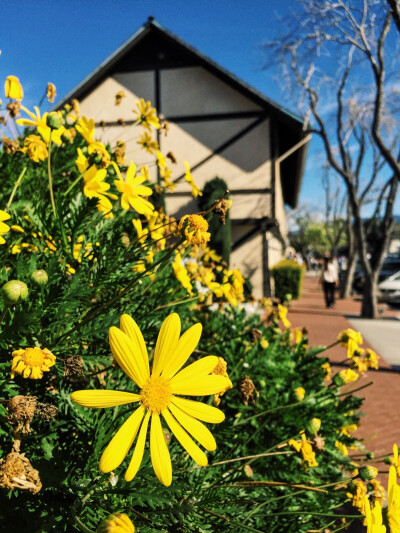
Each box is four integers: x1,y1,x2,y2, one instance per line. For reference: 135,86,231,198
22,348,46,367
140,375,172,413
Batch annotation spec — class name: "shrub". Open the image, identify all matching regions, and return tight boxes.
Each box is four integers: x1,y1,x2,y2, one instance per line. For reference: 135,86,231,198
198,176,231,264
271,259,305,301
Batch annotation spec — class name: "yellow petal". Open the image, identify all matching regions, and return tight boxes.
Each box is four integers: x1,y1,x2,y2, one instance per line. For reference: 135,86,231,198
162,409,207,466
162,323,202,380
150,412,172,486
120,314,150,380
99,406,145,473
109,327,148,387
170,355,218,386
71,390,140,408
152,314,180,377
169,402,216,451
125,411,151,482
171,397,225,423
171,375,232,396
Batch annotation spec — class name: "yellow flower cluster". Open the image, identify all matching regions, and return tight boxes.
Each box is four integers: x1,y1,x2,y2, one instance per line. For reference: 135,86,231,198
11,347,56,379
337,328,380,374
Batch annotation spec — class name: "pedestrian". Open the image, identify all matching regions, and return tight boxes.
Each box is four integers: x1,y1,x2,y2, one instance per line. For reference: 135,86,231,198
320,256,338,309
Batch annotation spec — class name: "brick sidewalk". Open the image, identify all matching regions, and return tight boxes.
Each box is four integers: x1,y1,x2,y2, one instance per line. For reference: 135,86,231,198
288,274,400,464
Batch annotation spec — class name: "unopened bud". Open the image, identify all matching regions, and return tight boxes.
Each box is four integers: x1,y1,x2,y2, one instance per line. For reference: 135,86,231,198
1,280,28,304
359,466,378,481
163,427,171,446
308,418,321,435
31,269,48,286
46,112,63,130
96,513,135,533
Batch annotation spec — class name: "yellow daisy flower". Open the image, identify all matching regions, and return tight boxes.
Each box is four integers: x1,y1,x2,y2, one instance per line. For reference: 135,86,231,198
11,347,56,379
178,215,210,245
71,313,230,486
22,134,48,162
137,131,159,154
113,161,154,215
0,210,11,245
134,98,160,130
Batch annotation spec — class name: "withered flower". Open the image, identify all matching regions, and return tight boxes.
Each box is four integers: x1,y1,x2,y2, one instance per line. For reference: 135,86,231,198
6,395,37,435
238,375,259,406
0,452,41,494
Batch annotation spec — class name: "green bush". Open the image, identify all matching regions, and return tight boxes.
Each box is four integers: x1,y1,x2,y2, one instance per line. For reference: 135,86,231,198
198,176,231,264
271,259,305,301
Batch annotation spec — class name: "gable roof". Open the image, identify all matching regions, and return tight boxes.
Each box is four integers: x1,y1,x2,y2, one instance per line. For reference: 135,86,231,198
57,17,308,208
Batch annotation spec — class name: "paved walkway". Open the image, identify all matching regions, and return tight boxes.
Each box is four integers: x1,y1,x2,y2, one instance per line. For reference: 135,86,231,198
288,273,400,466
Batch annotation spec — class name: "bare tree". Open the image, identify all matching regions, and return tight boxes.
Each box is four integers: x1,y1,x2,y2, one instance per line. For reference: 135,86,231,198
265,0,400,317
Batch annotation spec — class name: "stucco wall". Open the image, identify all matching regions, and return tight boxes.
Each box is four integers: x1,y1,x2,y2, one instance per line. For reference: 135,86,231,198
78,69,287,296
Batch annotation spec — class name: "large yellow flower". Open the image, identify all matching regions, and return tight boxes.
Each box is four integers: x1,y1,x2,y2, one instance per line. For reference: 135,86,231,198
71,313,230,486
113,161,154,215
0,210,11,244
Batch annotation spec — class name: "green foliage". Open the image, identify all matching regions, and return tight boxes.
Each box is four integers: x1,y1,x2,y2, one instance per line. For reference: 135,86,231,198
198,177,231,264
271,259,305,301
0,101,374,533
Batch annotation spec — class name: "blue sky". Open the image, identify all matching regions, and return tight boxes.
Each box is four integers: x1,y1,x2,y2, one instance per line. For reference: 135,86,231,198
1,0,398,215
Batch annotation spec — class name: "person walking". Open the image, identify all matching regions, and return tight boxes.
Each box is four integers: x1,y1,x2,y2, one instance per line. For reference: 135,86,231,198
320,256,338,308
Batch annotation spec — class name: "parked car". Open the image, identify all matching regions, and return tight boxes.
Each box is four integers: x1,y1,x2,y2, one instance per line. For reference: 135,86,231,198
352,258,400,294
378,270,400,304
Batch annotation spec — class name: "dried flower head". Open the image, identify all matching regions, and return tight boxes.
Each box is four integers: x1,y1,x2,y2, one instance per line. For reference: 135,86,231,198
167,151,177,164
63,355,84,378
2,136,19,154
6,395,37,434
213,198,232,224
36,402,58,421
250,328,262,344
0,452,41,494
115,90,126,106
6,101,21,118
313,434,325,451
238,375,259,406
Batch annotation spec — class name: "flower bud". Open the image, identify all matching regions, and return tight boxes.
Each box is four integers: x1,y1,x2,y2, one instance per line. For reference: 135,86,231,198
308,418,321,435
1,280,28,304
294,387,305,401
31,269,48,286
97,513,135,533
359,466,378,481
46,112,63,130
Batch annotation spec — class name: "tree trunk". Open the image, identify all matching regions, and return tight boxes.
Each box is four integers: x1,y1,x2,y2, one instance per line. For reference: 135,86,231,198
361,272,379,318
341,252,357,298
340,213,356,298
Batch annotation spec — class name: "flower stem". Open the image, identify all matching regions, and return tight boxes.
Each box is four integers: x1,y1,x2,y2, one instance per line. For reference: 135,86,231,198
64,172,84,196
47,131,57,217
6,166,27,210
0,304,10,326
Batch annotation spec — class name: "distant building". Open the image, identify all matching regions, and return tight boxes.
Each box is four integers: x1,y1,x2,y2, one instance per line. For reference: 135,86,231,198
58,18,309,297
